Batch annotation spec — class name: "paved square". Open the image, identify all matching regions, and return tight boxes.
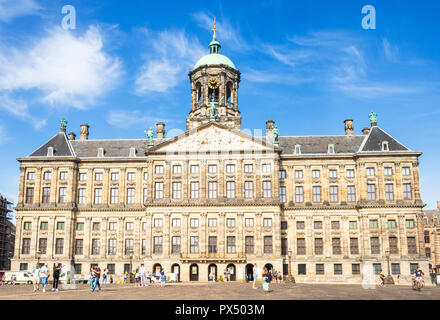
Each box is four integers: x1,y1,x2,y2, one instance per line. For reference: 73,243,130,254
0,282,439,300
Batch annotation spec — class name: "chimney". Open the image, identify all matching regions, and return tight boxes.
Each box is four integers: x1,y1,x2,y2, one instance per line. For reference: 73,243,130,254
362,127,370,135
80,124,89,140
156,122,165,139
266,120,274,139
344,119,354,136
68,132,76,140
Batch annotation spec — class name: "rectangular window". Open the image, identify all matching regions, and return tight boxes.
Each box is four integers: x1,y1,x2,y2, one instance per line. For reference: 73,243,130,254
367,184,376,201
25,187,34,204
403,184,412,200
107,264,115,275
314,221,322,229
42,187,50,203
347,186,356,202
263,218,272,227
190,218,199,228
58,187,67,203
332,238,341,255
391,263,400,275
226,218,236,228
424,231,430,244
91,239,100,255
316,264,324,275
94,188,102,204
262,181,271,198
73,264,82,275
352,264,360,275
78,188,86,204
295,170,303,179
126,188,135,204
281,238,288,255
141,239,146,255
92,222,100,231
142,222,147,231
172,165,182,174
334,264,343,275
226,181,235,198
410,263,419,274
245,218,254,227
312,186,321,202
262,164,271,173
406,219,415,229
387,220,397,229
279,170,286,179
208,181,217,199
244,164,253,173
208,236,217,253
314,238,323,255
227,236,236,254
24,221,32,230
95,172,103,181
190,181,199,199
226,164,235,173
331,221,340,230
329,186,338,202
407,237,417,254
125,222,134,231
350,238,359,255
190,236,199,253
245,236,254,254
244,181,253,198
172,182,181,199
208,218,217,227
155,165,164,174
172,218,181,228
298,264,306,275
55,238,64,255
125,239,134,255
264,236,273,254
172,236,181,254
154,218,163,228
389,236,399,254
385,184,394,200
79,172,87,181
366,168,375,176
329,169,337,179
43,171,52,180
111,172,119,181
153,236,162,254
127,172,135,181
40,221,48,230
349,221,358,229
402,167,411,176
371,237,380,254
312,170,320,179
110,188,119,204
208,165,217,174
297,238,306,255
21,238,30,254
346,169,355,178
426,247,431,258
74,239,83,255
76,222,84,231
280,186,286,202
155,182,163,199
190,165,199,174
369,219,378,229
295,186,304,203
20,263,28,271
143,172,148,180
27,171,35,180
373,263,382,275
56,221,65,230
296,221,305,230
108,222,117,231
384,167,393,176
143,187,148,203
38,238,47,254
108,239,117,255
281,221,288,230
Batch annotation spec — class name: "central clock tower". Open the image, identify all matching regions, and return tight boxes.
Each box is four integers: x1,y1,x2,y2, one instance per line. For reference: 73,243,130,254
187,24,241,131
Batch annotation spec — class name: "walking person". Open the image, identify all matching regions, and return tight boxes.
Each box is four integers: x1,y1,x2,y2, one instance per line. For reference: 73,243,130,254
160,270,166,287
52,263,62,291
135,267,140,287
40,263,50,292
139,264,147,287
1,273,5,286
262,267,271,292
32,263,41,292
153,268,161,287
379,272,385,287
91,266,101,292
102,268,108,285
252,263,258,289
123,272,127,284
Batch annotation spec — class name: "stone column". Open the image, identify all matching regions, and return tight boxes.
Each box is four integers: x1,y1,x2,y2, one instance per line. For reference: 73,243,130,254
255,213,262,256
50,166,59,205
200,213,207,255
237,212,244,255
219,212,226,255
84,217,92,259
182,213,189,255
164,213,171,256
103,168,110,205
18,167,26,205
274,212,281,256
145,213,152,256
14,216,23,259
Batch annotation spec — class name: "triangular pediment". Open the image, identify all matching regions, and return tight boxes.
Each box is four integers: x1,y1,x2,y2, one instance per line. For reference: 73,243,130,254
148,122,276,154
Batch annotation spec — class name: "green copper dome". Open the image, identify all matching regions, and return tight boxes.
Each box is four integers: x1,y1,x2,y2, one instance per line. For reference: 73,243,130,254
193,39,236,70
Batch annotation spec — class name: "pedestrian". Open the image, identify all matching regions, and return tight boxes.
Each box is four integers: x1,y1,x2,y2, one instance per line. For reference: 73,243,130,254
89,267,95,289
272,269,278,283
0,273,5,286
262,267,271,292
52,263,62,291
139,264,147,287
110,275,113,284
91,266,101,292
252,263,258,289
123,272,127,284
379,272,385,287
154,267,161,287
160,270,166,287
430,270,437,286
102,268,108,285
135,267,140,287
40,263,50,292
32,263,41,292
146,270,152,283
397,275,400,285
11,274,16,285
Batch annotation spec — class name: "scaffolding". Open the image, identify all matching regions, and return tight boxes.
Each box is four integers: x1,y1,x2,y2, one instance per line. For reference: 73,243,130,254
0,194,14,270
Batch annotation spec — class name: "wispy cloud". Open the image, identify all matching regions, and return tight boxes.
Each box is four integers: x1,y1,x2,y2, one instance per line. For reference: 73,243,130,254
0,124,11,144
0,0,41,22
0,94,46,129
383,38,398,62
135,29,204,94
0,25,122,112
106,110,175,129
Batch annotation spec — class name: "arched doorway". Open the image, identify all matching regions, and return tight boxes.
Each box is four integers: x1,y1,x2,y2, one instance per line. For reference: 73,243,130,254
264,264,273,272
208,264,217,281
171,264,180,282
226,264,236,281
245,264,254,282
190,264,199,281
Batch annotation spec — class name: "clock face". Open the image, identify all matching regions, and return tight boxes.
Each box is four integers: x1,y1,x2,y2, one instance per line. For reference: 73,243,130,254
208,77,220,89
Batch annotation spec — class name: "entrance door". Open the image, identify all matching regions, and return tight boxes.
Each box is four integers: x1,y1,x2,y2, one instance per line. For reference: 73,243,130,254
208,264,217,281
190,264,199,281
245,264,254,282
227,264,236,281
171,264,180,282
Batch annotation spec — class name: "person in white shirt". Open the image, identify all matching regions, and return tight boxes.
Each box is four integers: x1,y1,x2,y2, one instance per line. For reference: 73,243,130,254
32,264,41,292
139,264,147,287
252,263,258,289
40,263,50,292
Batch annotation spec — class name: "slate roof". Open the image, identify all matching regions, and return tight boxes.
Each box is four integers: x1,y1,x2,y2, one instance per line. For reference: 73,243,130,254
278,135,365,154
29,132,74,157
359,126,409,152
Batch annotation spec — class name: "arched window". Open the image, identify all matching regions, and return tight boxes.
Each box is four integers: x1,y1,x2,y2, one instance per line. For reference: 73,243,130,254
226,82,233,106
196,82,202,105
208,87,219,102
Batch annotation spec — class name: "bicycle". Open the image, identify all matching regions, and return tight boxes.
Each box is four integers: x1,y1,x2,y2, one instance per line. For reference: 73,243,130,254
412,277,424,291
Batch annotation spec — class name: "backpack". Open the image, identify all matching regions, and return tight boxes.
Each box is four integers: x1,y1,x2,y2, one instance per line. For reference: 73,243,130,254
267,272,272,282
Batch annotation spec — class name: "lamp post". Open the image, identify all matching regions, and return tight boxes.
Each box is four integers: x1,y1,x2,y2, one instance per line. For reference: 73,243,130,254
129,250,134,283
384,249,394,285
36,250,42,266
287,249,295,283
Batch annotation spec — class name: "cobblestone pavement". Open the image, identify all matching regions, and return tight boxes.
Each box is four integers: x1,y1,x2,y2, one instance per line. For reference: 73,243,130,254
0,282,439,300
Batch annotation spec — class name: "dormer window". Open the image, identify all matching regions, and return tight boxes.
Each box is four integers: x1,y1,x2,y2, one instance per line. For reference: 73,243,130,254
129,147,136,158
47,147,54,157
382,141,389,151
97,148,104,158
328,144,335,154
294,144,301,155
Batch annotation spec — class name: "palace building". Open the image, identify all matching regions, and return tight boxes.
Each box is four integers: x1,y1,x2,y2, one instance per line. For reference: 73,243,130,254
11,27,429,284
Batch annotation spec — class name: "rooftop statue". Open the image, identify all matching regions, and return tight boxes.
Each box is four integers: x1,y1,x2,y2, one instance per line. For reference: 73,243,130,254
272,125,279,145
144,127,154,146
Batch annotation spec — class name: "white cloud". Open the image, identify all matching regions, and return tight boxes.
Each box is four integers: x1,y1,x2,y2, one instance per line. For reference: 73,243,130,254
106,110,174,129
0,25,122,111
0,0,40,22
383,38,398,62
0,94,47,129
135,29,204,95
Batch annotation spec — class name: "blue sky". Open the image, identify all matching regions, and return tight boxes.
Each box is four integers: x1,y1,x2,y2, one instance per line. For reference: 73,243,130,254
0,0,439,214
